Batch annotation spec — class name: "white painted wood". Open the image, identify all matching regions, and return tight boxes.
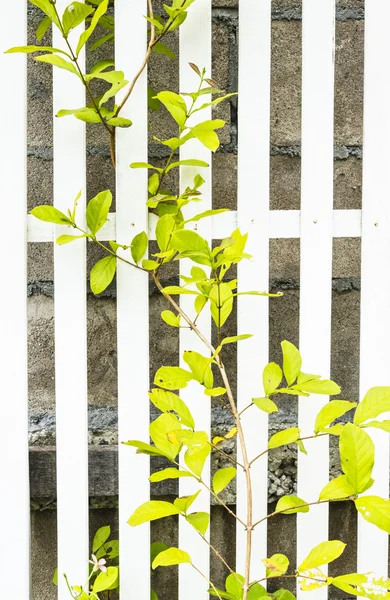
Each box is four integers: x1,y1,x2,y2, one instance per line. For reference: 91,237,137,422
27,209,363,243
297,2,335,598
0,3,30,597
115,1,150,598
53,4,89,598
179,2,212,598
357,0,390,576
236,0,271,582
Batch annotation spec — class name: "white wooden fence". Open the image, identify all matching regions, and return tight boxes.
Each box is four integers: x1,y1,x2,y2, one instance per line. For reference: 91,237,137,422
1,0,389,598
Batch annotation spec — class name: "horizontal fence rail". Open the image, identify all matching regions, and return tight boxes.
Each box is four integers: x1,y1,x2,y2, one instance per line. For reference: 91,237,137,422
3,0,390,599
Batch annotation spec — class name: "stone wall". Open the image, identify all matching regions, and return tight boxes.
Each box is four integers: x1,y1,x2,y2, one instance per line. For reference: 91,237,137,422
26,1,371,598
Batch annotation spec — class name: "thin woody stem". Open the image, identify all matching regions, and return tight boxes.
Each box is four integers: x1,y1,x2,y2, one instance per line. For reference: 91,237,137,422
196,531,238,579
153,272,254,600
210,442,244,470
192,564,223,600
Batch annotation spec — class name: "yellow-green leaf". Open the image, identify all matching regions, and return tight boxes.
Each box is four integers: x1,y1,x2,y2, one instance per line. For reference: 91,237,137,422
298,540,346,572
150,468,194,483
355,495,390,534
332,573,390,598
161,310,180,327
262,554,289,578
156,91,187,127
263,362,283,395
76,0,109,55
34,53,80,78
86,190,112,235
90,256,116,294
253,397,278,414
204,387,226,397
314,400,357,434
339,422,375,494
149,413,181,460
276,495,309,515
354,386,390,425
131,231,148,264
186,512,210,535
93,567,118,593
154,366,193,390
281,340,302,386
30,205,73,225
268,427,300,450
148,388,195,429
62,2,94,35
212,467,236,495
56,234,87,244
128,501,180,526
293,379,341,396
92,525,110,553
152,548,191,569
183,350,213,388
174,490,200,514
319,475,356,501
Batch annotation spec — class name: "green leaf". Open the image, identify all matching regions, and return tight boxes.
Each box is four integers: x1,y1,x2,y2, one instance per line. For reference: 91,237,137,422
253,397,278,414
191,119,225,152
76,0,109,55
6,44,69,55
150,468,194,483
209,283,234,328
93,567,118,593
156,215,176,252
151,541,168,565
268,427,300,450
131,231,148,264
29,0,60,26
164,286,199,295
90,256,116,294
99,80,129,107
273,590,296,600
354,386,390,425
355,495,390,534
213,467,236,495
148,388,194,429
204,387,226,397
263,554,289,578
166,159,209,173
130,162,163,172
52,568,58,586
362,420,390,432
217,334,253,350
183,350,213,388
96,539,119,560
184,208,230,224
56,107,101,123
184,432,211,477
248,583,268,600
129,501,180,526
314,400,357,434
319,474,356,501
30,205,73,225
153,41,176,60
298,540,346,572
123,439,172,458
150,413,181,460
339,422,375,494
170,230,212,266
36,16,52,41
174,490,200,513
186,512,210,535
332,573,390,598
92,525,111,553
293,378,341,395
156,91,187,127
34,54,80,78
86,190,112,235
275,495,309,515
142,259,159,270
62,2,94,35
161,310,180,327
281,340,302,386
152,548,191,569
107,117,133,128
148,86,161,111
225,573,244,600
263,362,283,395
90,32,114,51
154,366,193,390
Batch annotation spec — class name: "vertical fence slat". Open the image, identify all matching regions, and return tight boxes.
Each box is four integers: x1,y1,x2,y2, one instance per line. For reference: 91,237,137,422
0,2,30,597
357,0,390,576
179,2,212,597
236,0,271,581
53,4,89,597
115,2,150,598
297,2,335,598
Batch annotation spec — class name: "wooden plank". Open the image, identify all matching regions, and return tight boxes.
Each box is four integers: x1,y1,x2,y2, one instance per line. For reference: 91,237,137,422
297,2,335,598
179,1,212,597
236,0,271,582
0,2,30,596
357,0,390,577
115,1,150,598
52,4,89,597
27,209,363,243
